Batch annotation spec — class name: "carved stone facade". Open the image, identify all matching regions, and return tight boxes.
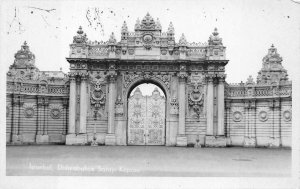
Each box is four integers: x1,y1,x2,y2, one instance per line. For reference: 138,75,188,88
6,13,292,147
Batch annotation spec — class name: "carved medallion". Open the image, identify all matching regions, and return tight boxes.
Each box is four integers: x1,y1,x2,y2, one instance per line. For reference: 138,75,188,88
232,111,242,122
283,110,291,122
259,111,268,122
49,104,63,119
23,103,35,118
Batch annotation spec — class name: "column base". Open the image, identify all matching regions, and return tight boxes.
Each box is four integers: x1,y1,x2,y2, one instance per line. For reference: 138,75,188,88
36,135,49,144
105,134,116,146
205,136,227,147
176,135,187,147
12,134,22,144
66,134,87,145
226,137,232,146
268,137,280,148
243,137,256,147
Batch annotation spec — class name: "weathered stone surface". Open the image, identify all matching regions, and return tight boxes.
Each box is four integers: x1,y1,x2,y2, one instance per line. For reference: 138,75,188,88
205,136,227,147
66,134,87,145
36,135,49,144
105,134,116,146
176,135,187,147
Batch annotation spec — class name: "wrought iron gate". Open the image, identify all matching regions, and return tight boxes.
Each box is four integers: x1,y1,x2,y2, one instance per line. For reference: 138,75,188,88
127,87,165,145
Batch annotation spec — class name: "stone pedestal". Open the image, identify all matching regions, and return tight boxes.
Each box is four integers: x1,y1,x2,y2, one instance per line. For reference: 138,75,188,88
105,134,116,146
205,136,226,147
36,135,49,144
12,134,22,144
176,135,187,147
269,137,280,148
226,137,232,146
243,137,256,147
66,134,87,145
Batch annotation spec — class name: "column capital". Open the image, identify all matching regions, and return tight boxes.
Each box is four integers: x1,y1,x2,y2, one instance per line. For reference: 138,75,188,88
217,74,226,83
206,74,215,83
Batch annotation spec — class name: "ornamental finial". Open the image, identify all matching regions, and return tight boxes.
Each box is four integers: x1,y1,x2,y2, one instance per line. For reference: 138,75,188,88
213,27,219,36
73,26,87,43
168,22,174,33
135,18,141,30
108,32,117,44
179,33,187,45
121,21,128,33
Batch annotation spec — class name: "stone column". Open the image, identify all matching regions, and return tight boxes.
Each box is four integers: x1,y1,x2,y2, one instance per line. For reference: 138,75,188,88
68,76,76,134
66,76,77,145
12,95,21,144
79,76,87,134
105,73,117,145
206,75,226,147
206,76,214,136
176,73,187,146
217,77,225,136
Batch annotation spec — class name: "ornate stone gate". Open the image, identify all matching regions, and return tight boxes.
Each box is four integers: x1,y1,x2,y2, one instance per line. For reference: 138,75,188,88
65,13,228,147
5,13,292,147
128,87,166,145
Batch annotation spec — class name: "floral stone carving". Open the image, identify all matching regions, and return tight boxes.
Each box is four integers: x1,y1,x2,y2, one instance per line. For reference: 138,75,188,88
90,73,106,109
23,103,35,118
188,84,204,117
49,104,63,119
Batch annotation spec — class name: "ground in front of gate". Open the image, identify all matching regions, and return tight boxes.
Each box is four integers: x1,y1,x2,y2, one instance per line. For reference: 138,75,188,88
6,146,291,177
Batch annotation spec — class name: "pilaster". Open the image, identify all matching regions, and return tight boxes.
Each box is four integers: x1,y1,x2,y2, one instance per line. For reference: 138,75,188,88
176,68,188,147
105,66,117,145
79,75,87,134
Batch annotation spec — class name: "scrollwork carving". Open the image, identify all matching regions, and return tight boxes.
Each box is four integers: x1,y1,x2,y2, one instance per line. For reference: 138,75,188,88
188,84,204,117
90,72,106,109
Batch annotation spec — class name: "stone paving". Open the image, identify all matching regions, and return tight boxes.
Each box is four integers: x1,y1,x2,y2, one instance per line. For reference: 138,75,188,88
6,146,291,177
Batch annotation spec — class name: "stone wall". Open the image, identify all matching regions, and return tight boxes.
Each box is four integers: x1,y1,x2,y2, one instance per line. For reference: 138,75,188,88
225,84,292,147
6,42,69,144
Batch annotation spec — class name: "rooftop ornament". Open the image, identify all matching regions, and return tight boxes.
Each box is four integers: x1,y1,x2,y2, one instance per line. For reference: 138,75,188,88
73,26,88,44
208,28,223,46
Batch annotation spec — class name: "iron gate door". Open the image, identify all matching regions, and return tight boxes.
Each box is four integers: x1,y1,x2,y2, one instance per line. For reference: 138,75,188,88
128,88,165,145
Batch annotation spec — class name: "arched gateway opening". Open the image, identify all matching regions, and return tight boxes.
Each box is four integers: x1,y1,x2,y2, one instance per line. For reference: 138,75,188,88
127,83,166,145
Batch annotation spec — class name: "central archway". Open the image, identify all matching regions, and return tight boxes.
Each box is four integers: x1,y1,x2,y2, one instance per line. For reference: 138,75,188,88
127,83,166,145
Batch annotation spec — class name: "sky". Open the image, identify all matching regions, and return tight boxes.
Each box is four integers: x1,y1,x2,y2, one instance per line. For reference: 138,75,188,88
0,0,300,85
